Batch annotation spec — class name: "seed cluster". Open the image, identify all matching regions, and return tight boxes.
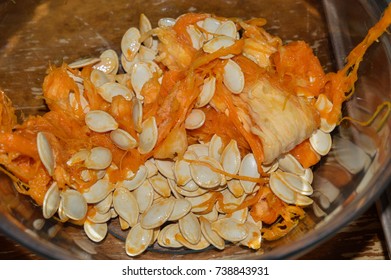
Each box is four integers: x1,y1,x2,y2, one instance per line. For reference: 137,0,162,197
36,13,335,257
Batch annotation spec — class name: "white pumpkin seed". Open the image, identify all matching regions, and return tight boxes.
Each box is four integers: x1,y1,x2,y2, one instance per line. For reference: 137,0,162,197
57,198,69,223
181,181,199,192
294,193,314,206
315,94,333,113
84,147,112,170
93,49,119,75
301,168,314,184
37,132,55,176
97,82,133,103
87,209,111,224
90,69,110,88
203,35,235,57
61,189,88,220
227,179,244,197
42,182,60,219
139,14,153,48
169,198,192,221
188,143,209,158
239,153,260,193
133,179,154,213
69,92,90,113
155,159,175,180
157,223,182,248
261,160,279,174
202,17,222,39
199,216,225,250
269,172,295,204
84,220,108,242
223,59,244,94
225,207,248,224
132,97,143,133
215,20,237,38
167,179,184,199
158,17,176,27
113,187,139,227
131,62,153,100
309,129,332,156
125,223,153,256
138,45,156,62
82,179,113,204
68,57,100,69
110,128,138,150
190,156,222,189
121,53,140,73
240,221,262,249
144,159,158,178
95,193,113,214
208,134,224,161
320,118,336,133
216,188,246,213
117,165,148,191
197,204,218,222
85,110,118,133
275,170,313,195
185,109,206,130
211,217,248,242
278,153,305,176
186,192,214,213
119,217,130,230
115,73,132,86
149,173,171,198
66,149,90,166
220,140,241,177
196,76,216,108
140,198,175,229
121,27,141,61
186,24,205,50
174,151,197,186
138,116,158,154
176,181,207,197
175,232,210,250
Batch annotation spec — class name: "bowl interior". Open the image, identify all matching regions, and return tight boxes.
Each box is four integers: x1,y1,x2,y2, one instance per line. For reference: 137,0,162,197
0,0,390,259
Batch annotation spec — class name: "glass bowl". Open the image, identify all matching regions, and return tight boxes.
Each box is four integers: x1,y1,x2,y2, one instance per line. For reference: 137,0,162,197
0,0,390,259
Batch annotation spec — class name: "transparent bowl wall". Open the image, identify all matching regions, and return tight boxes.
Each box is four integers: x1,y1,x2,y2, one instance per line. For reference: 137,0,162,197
0,0,390,259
